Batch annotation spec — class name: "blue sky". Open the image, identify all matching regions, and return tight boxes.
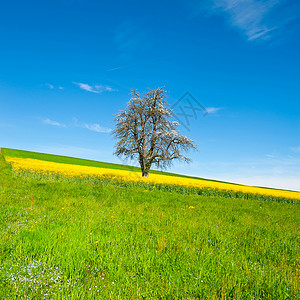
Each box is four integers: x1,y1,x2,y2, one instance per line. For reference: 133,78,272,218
0,0,299,191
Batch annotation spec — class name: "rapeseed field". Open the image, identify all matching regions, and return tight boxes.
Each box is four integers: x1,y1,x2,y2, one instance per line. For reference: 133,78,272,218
6,156,300,201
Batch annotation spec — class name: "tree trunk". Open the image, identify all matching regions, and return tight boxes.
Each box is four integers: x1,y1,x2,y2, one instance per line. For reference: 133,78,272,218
142,171,149,177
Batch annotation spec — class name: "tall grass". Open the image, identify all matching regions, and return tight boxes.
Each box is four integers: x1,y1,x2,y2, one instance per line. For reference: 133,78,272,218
0,153,299,299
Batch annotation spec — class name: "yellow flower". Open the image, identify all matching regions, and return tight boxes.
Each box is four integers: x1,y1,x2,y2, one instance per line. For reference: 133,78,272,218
189,206,195,209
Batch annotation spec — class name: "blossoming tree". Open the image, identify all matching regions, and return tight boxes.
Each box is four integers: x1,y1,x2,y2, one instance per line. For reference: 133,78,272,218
113,87,197,177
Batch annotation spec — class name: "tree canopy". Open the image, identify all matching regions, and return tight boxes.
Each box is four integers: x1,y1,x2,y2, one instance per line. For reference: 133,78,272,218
113,87,197,177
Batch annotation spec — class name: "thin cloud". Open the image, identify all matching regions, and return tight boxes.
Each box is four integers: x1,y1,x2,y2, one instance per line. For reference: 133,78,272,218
43,118,66,128
45,83,64,90
195,0,299,41
224,175,300,192
179,155,300,191
73,82,116,93
114,20,147,61
291,146,300,153
33,145,103,161
42,118,111,133
205,107,223,114
94,85,117,92
106,64,133,72
45,83,54,89
83,123,112,133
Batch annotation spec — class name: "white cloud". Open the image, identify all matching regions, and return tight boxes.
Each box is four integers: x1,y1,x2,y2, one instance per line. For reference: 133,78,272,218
205,107,222,114
73,82,115,93
43,118,66,128
196,0,299,41
83,123,112,133
73,82,98,93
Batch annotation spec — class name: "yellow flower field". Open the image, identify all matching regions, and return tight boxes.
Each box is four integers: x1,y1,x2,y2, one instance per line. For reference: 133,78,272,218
6,156,300,201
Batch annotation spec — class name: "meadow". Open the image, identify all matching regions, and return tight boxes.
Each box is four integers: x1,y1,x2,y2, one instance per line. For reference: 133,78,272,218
0,148,299,299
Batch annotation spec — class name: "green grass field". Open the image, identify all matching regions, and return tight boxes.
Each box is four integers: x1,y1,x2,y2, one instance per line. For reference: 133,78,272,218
0,149,299,299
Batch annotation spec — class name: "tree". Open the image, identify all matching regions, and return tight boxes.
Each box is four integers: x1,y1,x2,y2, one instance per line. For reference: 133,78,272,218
113,87,197,177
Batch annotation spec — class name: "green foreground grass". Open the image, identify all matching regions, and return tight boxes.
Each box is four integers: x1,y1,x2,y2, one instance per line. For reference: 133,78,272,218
0,153,299,299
